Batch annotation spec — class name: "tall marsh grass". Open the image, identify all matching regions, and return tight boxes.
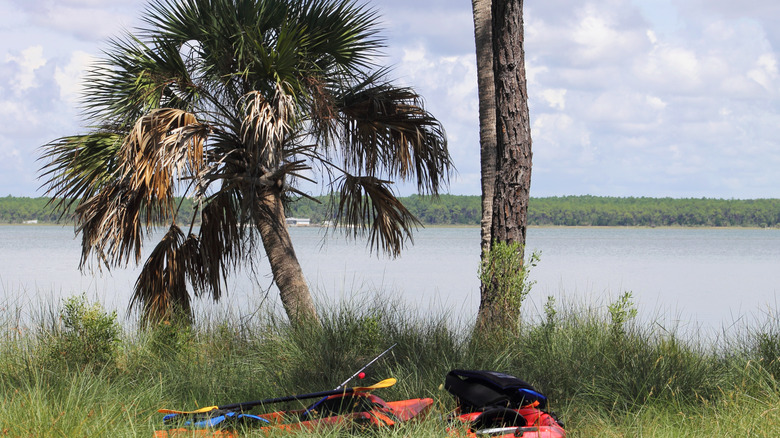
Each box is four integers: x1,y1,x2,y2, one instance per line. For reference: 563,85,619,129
1,291,779,436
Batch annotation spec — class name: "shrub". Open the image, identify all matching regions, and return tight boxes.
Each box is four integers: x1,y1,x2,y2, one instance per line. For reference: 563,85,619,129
47,294,121,369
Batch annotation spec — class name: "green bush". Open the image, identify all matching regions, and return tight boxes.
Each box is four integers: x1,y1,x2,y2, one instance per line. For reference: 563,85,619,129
46,294,121,369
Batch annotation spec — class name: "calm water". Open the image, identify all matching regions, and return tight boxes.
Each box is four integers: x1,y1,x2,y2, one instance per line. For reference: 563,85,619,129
1,225,779,334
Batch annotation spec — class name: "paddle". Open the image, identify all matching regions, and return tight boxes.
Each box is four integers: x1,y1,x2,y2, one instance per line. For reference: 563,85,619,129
302,343,397,418
158,378,397,415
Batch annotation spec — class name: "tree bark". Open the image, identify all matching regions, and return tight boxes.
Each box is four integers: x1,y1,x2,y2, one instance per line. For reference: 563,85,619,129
472,0,497,258
476,0,532,332
490,0,532,245
257,189,320,328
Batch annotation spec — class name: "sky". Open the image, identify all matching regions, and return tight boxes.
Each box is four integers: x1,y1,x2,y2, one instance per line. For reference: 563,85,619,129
2,0,780,199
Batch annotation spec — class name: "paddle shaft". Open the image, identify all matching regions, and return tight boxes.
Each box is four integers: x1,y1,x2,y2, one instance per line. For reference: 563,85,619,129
216,386,361,412
159,378,397,415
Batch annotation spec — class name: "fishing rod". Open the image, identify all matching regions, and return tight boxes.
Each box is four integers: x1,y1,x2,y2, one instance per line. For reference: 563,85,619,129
302,343,397,418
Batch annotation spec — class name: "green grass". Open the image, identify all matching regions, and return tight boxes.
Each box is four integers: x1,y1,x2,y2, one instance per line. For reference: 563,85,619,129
2,292,780,437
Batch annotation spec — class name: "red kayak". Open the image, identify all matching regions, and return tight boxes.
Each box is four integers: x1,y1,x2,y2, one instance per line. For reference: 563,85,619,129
444,370,566,438
448,406,566,438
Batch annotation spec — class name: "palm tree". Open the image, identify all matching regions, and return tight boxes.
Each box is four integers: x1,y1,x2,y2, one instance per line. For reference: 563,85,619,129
471,0,497,258
39,0,452,328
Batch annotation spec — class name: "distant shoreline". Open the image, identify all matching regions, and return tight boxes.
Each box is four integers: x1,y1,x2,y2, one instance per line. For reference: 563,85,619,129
3,223,778,231
3,195,780,228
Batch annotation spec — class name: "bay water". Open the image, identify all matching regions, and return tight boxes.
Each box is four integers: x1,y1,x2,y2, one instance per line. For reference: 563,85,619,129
1,225,779,336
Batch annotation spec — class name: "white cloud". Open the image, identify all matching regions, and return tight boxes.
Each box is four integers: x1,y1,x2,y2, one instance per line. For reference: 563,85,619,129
646,30,658,45
636,43,702,92
572,11,624,61
5,45,46,92
747,53,779,91
645,95,667,111
0,100,39,128
54,51,95,105
540,89,567,110
43,6,137,40
394,43,479,168
532,113,595,167
6,0,144,41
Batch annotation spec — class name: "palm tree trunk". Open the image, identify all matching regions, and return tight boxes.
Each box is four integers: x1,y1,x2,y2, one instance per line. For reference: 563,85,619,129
473,0,497,258
476,0,532,332
257,189,320,328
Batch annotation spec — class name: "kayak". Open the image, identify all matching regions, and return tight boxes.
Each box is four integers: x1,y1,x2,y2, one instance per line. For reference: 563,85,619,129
443,370,566,438
448,407,566,438
154,392,434,437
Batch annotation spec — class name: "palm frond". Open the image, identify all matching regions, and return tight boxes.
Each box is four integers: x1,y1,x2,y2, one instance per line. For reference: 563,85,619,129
293,0,383,70
332,175,420,257
239,86,295,170
121,108,208,224
83,34,196,126
38,133,123,217
130,224,193,324
194,191,246,301
331,78,452,194
75,180,145,269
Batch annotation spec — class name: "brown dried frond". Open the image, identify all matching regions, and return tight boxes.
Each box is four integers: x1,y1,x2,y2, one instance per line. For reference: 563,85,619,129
75,180,145,269
239,85,295,169
334,175,420,257
194,192,245,301
122,108,208,221
130,224,194,324
306,75,338,147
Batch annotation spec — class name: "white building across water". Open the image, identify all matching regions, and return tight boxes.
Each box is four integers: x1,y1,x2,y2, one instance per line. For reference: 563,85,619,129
285,217,311,226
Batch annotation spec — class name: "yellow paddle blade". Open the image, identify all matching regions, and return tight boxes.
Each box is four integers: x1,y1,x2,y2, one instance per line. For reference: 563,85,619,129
158,405,218,415
355,378,396,391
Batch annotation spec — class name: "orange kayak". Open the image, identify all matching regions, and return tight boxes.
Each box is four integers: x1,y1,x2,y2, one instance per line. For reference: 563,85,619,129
155,392,434,437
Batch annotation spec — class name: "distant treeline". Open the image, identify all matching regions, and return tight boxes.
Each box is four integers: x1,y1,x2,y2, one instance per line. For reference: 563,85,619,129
285,194,482,226
3,195,780,228
528,196,780,228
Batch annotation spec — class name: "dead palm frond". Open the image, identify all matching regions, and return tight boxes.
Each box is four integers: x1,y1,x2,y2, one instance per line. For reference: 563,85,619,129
130,224,194,323
334,174,420,257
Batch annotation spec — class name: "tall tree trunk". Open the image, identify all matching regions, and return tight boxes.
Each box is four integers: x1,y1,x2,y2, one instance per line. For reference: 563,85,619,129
476,0,533,332
257,189,320,328
473,0,497,258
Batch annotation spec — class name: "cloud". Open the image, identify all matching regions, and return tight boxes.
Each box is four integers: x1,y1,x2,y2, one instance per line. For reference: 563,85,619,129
571,7,645,65
372,0,475,57
5,46,46,92
540,89,567,110
5,0,145,42
54,51,95,105
2,0,780,198
388,42,480,192
747,53,779,91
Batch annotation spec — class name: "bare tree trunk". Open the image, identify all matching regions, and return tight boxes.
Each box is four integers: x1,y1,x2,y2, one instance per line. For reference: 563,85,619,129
476,0,532,332
490,0,532,245
473,0,497,258
257,189,320,328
